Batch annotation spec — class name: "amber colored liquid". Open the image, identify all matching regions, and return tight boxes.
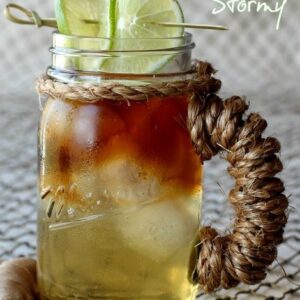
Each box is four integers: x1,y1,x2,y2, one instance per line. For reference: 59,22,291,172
38,95,202,300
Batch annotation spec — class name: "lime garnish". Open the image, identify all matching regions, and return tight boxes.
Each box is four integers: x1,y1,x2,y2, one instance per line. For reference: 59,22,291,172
55,0,116,70
102,0,185,73
55,0,185,73
55,0,115,39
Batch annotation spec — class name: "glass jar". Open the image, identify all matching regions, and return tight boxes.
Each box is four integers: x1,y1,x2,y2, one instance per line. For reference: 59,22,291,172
38,32,202,300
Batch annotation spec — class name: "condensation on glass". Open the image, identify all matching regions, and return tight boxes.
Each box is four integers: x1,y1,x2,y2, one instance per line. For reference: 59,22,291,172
38,32,202,300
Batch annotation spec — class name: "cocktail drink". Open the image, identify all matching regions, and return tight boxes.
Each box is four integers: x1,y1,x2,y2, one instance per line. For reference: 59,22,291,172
38,94,202,299
38,1,202,299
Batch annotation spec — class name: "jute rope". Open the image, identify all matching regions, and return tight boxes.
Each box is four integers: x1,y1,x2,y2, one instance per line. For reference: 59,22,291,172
37,61,288,293
36,63,221,102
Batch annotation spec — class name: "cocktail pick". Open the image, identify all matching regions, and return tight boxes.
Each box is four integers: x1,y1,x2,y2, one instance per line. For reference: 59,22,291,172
150,22,228,30
4,3,57,28
4,3,228,31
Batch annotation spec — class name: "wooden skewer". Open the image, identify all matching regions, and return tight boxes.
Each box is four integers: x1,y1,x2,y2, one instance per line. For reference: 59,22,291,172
151,22,228,31
4,3,228,31
85,20,228,30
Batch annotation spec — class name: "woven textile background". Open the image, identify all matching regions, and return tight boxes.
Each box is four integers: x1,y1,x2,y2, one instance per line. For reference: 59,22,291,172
0,0,300,299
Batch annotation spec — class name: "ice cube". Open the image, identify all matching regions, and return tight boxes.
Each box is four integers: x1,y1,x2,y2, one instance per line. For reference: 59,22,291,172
41,98,74,141
118,198,199,262
40,100,127,204
40,98,74,178
72,156,162,206
71,103,126,150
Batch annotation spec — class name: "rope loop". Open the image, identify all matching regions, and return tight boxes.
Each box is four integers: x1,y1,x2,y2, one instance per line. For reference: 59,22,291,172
36,60,288,293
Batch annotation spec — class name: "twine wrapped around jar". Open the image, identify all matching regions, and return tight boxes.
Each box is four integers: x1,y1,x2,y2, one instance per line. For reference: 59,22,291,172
35,61,288,293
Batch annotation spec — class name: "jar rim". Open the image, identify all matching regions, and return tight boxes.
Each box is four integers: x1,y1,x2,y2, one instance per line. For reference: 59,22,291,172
50,31,195,78
52,31,194,52
54,31,193,42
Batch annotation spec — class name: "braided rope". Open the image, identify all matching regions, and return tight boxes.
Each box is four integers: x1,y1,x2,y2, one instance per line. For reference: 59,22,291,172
0,258,38,298
37,61,288,293
36,63,221,102
188,93,288,292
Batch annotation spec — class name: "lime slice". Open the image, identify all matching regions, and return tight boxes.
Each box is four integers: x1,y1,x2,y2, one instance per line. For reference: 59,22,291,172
55,0,184,74
55,0,115,39
55,0,116,71
101,0,185,73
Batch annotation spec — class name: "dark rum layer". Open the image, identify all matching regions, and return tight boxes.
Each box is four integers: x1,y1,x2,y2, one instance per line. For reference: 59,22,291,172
40,95,202,204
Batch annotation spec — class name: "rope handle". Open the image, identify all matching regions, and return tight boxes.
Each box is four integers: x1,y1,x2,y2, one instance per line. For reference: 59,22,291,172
187,64,288,292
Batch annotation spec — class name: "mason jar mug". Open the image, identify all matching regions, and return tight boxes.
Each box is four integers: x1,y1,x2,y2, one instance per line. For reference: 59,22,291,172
37,30,289,300
38,32,202,300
